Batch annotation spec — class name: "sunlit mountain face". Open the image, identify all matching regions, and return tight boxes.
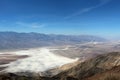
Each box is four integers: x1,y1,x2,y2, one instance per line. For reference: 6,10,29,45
0,0,120,80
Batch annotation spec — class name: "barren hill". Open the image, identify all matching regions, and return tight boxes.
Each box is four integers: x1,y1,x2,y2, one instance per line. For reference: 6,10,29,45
0,52,120,80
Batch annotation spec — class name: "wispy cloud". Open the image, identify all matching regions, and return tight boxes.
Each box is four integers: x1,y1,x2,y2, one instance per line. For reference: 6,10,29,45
100,0,112,5
64,0,112,19
16,22,46,28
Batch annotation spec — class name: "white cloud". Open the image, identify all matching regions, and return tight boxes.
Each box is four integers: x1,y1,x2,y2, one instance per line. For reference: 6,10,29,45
16,22,46,28
64,0,112,19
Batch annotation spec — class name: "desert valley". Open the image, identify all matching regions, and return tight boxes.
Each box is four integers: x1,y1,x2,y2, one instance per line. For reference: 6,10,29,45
0,32,120,80
0,0,120,79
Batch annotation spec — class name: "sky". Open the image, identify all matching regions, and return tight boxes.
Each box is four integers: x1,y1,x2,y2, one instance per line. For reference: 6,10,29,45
0,0,120,38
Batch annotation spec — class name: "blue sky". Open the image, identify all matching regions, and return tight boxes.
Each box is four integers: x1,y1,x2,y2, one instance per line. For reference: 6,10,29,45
0,0,120,38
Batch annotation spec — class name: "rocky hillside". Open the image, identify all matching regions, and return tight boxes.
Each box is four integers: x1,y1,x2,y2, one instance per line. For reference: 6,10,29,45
0,32,106,50
53,52,120,80
86,65,120,80
0,52,120,80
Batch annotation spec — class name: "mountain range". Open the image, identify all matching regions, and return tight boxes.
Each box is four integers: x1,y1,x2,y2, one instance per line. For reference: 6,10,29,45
0,32,120,80
0,32,106,50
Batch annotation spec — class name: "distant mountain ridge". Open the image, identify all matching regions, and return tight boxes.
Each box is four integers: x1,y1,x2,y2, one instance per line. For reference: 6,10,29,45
0,32,107,50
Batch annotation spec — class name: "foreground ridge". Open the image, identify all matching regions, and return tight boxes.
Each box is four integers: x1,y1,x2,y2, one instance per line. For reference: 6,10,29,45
0,52,120,80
